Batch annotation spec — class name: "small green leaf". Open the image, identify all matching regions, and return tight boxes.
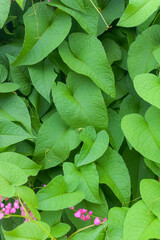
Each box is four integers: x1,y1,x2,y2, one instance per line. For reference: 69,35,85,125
0,63,8,82
128,25,160,80
96,147,131,205
28,59,57,103
2,221,50,240
63,162,101,204
37,175,85,211
75,127,109,167
60,0,86,12
51,222,71,238
0,83,19,93
58,33,115,97
121,111,160,164
118,0,160,27
16,0,26,10
134,73,160,109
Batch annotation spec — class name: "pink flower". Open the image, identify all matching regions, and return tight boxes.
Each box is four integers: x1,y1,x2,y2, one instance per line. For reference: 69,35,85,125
43,184,46,187
4,209,10,215
94,217,101,225
70,206,74,210
79,209,87,214
4,198,9,201
103,217,108,222
74,210,81,218
80,214,88,221
14,201,19,209
0,212,4,219
0,203,4,208
88,211,93,215
10,208,16,214
6,203,12,210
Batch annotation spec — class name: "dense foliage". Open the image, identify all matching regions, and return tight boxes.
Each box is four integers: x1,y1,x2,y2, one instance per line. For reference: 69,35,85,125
0,0,160,239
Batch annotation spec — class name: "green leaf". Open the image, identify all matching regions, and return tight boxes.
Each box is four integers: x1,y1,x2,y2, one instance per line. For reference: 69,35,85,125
123,148,154,199
63,162,101,204
0,162,28,197
52,72,108,131
41,210,62,227
96,147,131,205
2,221,50,240
144,158,160,176
98,0,125,35
0,93,32,133
37,175,85,211
107,109,124,151
49,0,99,36
0,83,19,93
121,110,160,164
102,38,122,65
12,4,71,66
7,54,31,96
34,112,80,170
0,0,10,29
134,73,160,109
70,225,105,240
0,118,32,149
0,152,41,177
123,200,159,240
51,222,71,238
60,0,86,12
75,127,109,167
140,179,160,219
0,63,8,82
16,0,26,10
107,207,128,240
118,0,160,27
28,59,57,103
58,33,115,97
128,25,160,80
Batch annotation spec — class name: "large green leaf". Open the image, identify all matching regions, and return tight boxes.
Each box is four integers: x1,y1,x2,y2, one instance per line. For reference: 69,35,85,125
107,207,128,240
2,221,50,240
0,93,32,133
0,0,10,29
49,0,99,36
140,179,160,219
96,147,131,205
0,118,32,149
58,34,115,97
134,73,160,109
12,3,71,66
63,162,101,204
123,200,160,240
28,59,57,103
37,175,85,211
0,152,41,177
0,162,28,197
121,110,160,163
34,112,80,170
128,25,160,80
75,127,109,167
118,0,160,27
52,72,108,131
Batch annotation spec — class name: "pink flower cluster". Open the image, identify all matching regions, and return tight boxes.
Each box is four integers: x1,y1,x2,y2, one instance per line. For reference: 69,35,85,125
69,206,107,225
0,195,36,223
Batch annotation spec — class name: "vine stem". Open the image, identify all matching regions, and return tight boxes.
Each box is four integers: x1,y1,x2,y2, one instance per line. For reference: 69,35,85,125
68,224,100,239
89,0,110,30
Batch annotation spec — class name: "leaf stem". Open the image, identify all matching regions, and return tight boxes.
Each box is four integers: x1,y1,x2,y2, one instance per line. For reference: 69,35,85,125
89,0,110,30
